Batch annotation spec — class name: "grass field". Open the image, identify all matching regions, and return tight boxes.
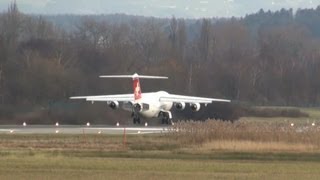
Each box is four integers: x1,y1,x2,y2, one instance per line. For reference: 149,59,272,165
1,108,320,179
1,154,320,180
301,107,320,119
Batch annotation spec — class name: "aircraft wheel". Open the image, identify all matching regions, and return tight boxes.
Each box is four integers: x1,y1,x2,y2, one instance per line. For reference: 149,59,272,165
133,113,141,124
164,119,168,124
160,111,172,125
158,111,164,118
133,117,141,124
162,113,169,124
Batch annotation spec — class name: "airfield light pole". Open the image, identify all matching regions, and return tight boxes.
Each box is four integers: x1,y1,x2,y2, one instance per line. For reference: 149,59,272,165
123,120,127,147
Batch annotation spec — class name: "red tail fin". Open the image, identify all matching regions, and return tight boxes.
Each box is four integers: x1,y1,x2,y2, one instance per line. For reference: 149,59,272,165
133,77,142,100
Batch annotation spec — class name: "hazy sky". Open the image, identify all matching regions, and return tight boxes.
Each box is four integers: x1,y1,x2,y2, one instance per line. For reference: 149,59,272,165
0,0,319,18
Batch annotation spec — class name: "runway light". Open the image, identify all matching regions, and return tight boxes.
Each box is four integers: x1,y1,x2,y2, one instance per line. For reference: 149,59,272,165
291,123,294,127
55,122,59,127
116,122,119,127
312,122,316,126
86,122,90,127
23,122,26,127
145,122,148,127
10,130,13,133
98,131,101,134
138,131,141,134
55,130,59,134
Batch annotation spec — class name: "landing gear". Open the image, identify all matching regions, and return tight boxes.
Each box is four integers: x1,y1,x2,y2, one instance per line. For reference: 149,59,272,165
161,115,169,124
159,111,172,125
132,113,141,124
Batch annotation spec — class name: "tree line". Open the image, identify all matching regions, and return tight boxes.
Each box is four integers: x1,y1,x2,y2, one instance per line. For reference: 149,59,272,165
0,2,319,124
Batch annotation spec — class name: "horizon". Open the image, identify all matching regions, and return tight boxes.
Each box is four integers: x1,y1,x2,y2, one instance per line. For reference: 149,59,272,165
0,0,319,18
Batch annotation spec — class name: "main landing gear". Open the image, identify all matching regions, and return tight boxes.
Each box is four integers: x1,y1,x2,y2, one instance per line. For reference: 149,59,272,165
159,111,173,125
131,111,173,125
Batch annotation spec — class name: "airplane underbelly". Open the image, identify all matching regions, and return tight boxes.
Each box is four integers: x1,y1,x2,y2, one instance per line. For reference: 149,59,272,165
139,102,173,118
140,109,159,118
139,102,162,118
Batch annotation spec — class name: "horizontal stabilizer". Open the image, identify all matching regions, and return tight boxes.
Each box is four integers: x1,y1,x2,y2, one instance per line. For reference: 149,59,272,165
99,73,168,79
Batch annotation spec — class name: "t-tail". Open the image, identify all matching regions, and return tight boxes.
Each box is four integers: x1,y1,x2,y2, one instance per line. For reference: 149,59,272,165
99,73,168,101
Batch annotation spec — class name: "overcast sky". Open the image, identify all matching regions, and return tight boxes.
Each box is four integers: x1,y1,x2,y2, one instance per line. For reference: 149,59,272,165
0,0,319,18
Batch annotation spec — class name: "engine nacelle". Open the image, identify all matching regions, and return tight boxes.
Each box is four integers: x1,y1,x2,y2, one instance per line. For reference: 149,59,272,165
174,102,186,110
108,101,119,110
133,103,150,112
133,103,142,112
190,103,201,112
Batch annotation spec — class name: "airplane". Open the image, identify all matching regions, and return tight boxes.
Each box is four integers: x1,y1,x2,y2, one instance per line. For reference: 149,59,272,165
70,73,230,124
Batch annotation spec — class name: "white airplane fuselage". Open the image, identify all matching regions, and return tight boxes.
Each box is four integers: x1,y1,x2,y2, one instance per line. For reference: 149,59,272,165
123,91,173,118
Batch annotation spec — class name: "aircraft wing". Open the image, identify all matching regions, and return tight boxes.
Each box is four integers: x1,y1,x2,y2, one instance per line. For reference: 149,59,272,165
70,94,134,102
159,94,230,104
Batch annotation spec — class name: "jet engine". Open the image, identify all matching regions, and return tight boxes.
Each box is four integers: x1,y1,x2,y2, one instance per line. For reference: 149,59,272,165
108,101,119,110
190,103,201,112
174,102,186,110
133,103,150,112
133,103,142,112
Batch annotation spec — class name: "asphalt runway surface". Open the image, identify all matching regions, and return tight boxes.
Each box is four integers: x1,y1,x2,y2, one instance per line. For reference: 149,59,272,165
0,125,170,135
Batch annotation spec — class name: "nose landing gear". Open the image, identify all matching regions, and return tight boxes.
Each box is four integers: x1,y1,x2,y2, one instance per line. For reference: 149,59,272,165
132,112,141,124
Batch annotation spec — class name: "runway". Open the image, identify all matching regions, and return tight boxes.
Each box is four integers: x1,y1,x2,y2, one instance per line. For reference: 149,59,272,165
0,125,170,135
